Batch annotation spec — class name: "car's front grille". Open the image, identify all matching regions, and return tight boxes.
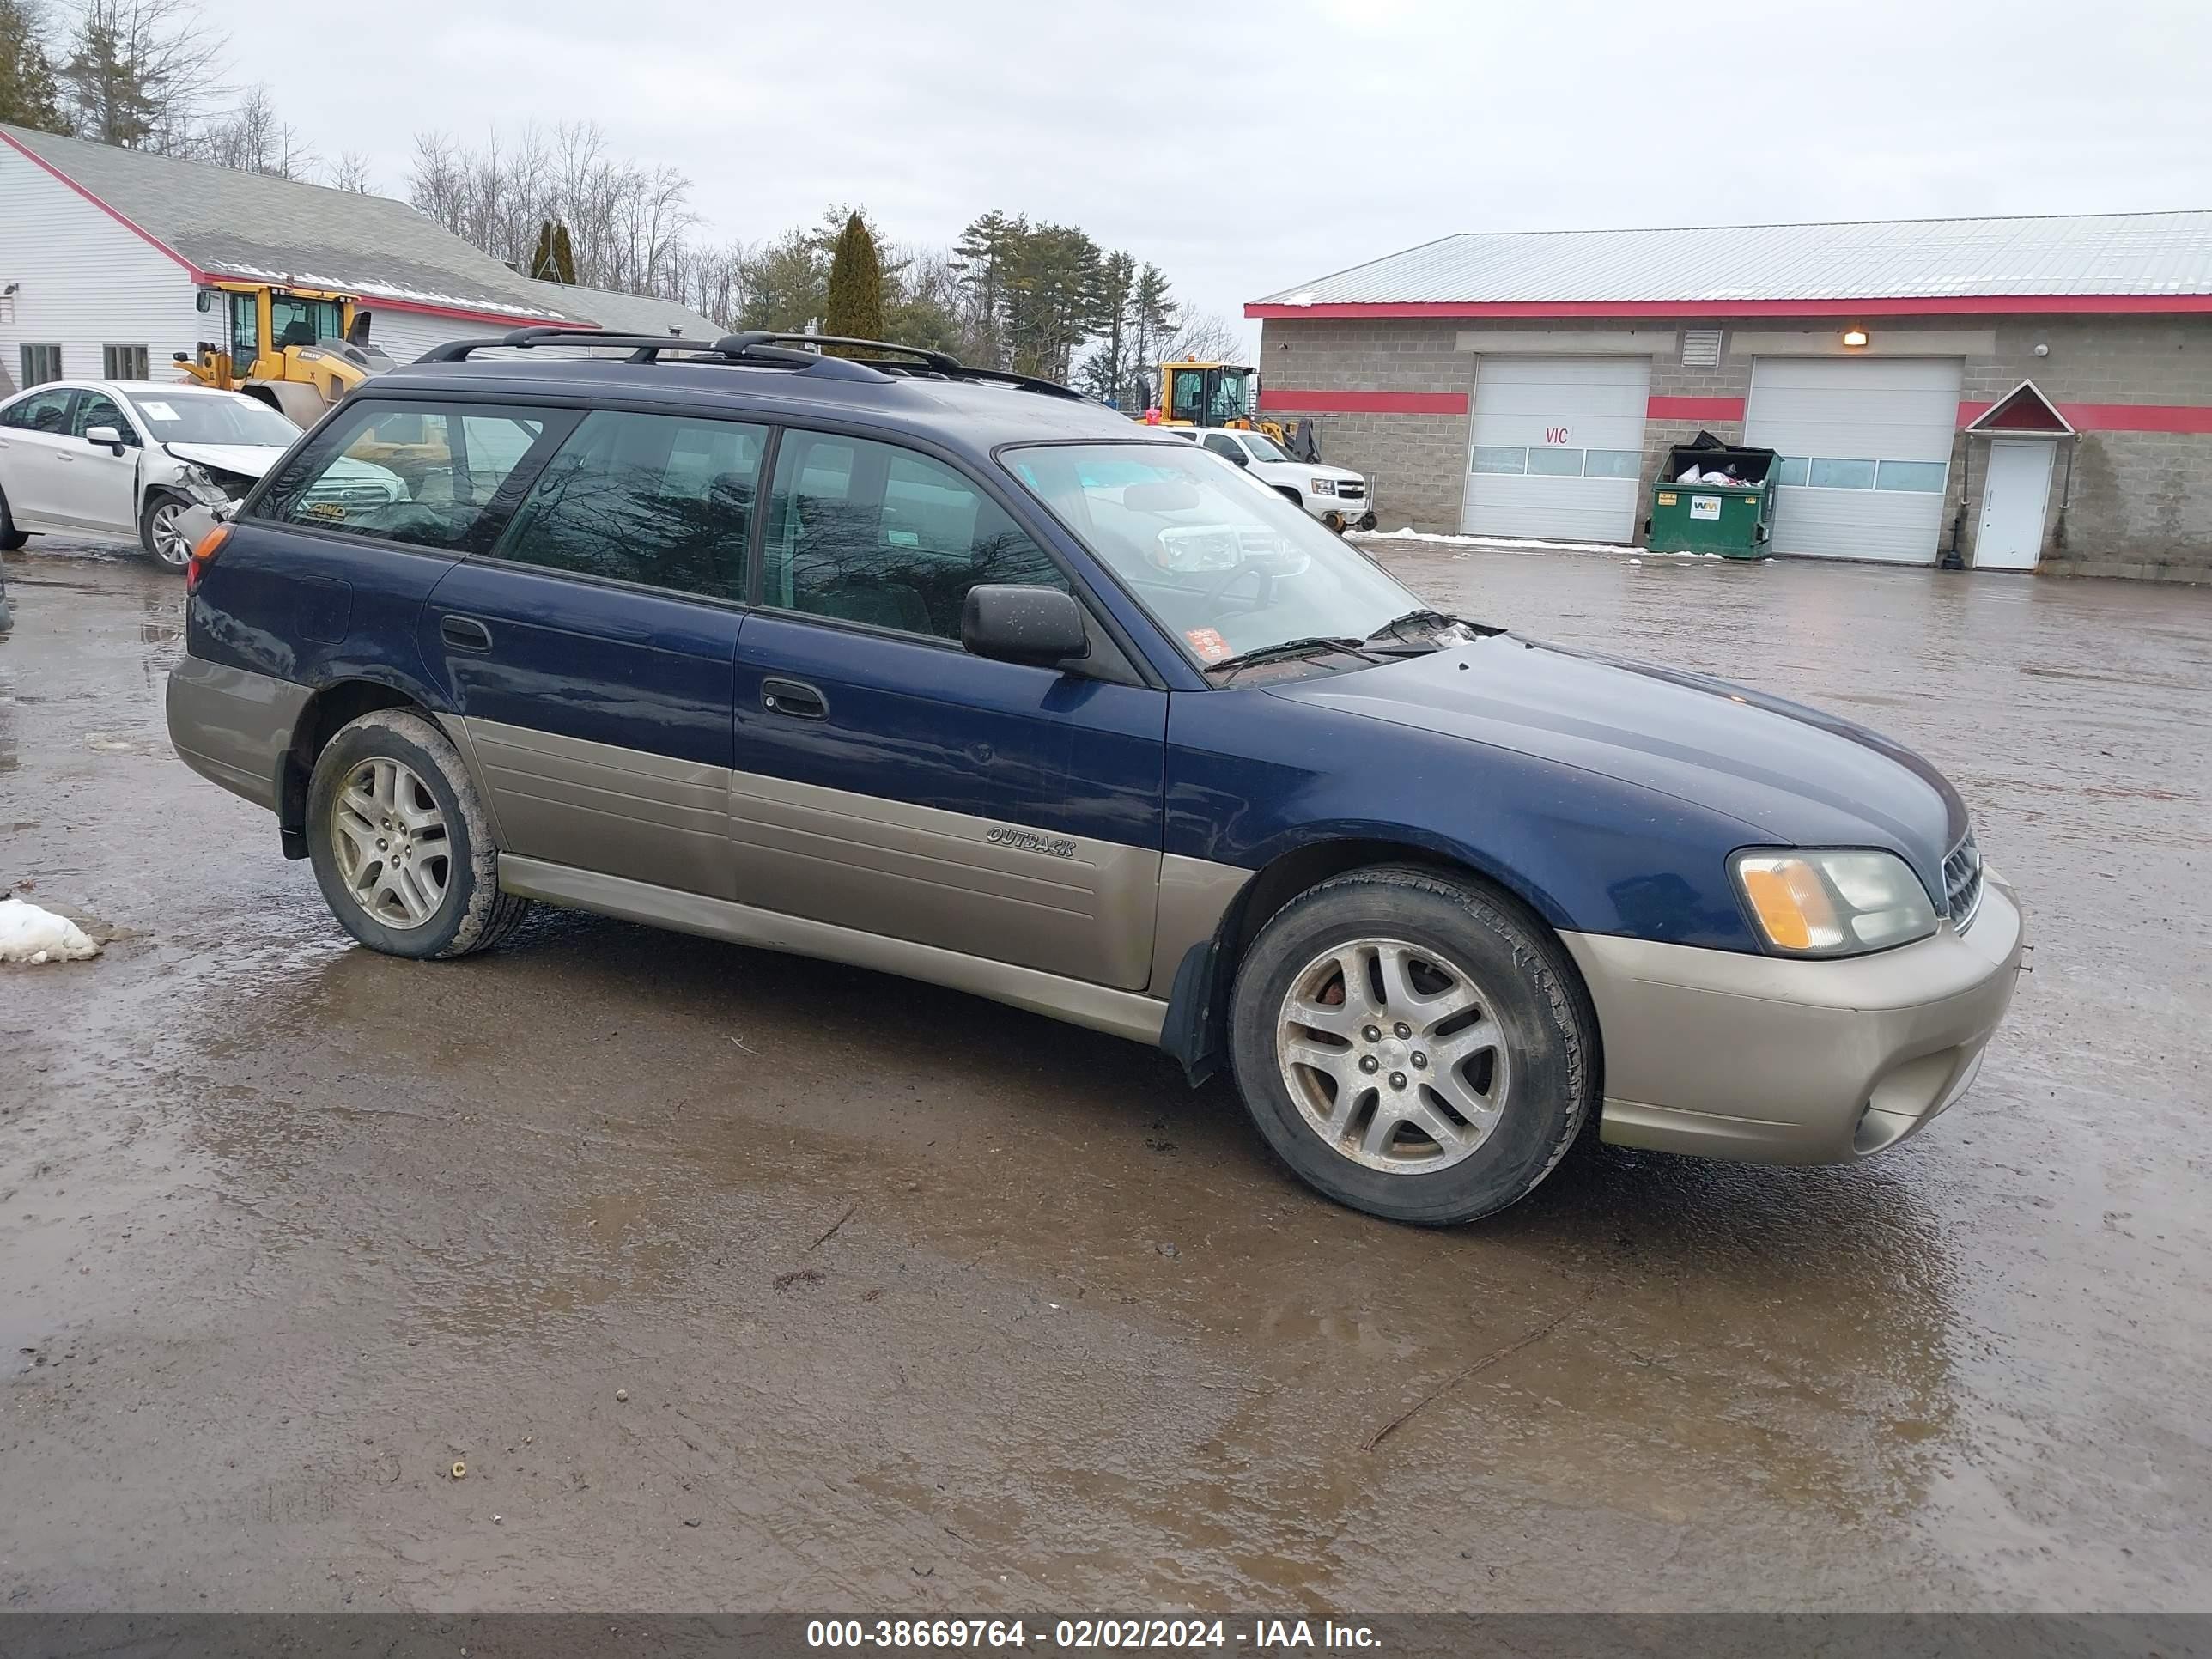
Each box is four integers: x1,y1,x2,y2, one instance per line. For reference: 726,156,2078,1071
1335,481,1365,500
300,482,393,508
1944,830,1984,933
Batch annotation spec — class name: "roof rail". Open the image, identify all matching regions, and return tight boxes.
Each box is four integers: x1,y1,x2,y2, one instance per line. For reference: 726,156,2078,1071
416,327,887,381
414,325,1087,400
712,332,1088,400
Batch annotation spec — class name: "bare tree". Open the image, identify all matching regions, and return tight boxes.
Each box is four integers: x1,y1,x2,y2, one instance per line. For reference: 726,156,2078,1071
330,149,374,194
408,122,697,295
58,0,224,149
192,82,315,178
1162,312,1245,366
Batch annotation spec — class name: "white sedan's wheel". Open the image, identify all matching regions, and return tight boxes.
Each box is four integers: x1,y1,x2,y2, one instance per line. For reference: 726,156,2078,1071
142,495,194,568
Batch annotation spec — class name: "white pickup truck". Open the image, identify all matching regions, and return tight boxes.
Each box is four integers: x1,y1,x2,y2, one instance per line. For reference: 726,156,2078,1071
1182,427,1377,532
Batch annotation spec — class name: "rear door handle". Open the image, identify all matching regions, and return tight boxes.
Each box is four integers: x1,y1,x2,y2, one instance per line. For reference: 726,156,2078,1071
440,614,493,652
760,677,828,720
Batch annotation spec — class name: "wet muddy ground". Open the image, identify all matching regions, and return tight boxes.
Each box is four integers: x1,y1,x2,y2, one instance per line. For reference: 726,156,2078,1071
2,536,2208,1613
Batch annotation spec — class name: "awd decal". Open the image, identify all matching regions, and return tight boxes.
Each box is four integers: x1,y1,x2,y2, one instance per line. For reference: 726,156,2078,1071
988,826,1077,859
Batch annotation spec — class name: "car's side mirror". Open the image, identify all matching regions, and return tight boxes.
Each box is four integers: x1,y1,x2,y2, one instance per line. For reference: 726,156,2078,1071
961,585,1090,669
1224,447,1250,467
84,424,126,454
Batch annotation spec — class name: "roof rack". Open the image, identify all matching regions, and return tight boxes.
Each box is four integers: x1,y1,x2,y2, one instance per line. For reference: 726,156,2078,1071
413,325,1089,400
722,335,1089,402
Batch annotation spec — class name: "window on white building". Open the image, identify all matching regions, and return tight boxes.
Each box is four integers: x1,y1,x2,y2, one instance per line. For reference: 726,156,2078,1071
20,344,63,386
103,344,149,380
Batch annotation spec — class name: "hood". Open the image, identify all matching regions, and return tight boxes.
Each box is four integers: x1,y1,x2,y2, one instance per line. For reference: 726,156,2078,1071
165,441,286,478
1270,636,1964,890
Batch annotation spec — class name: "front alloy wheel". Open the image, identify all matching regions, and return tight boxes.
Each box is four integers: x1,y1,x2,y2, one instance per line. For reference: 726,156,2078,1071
1274,936,1511,1174
143,495,193,568
1228,866,1595,1225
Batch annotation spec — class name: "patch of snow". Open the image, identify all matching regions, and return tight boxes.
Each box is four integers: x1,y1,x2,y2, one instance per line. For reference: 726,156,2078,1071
1356,527,1634,556
210,263,572,322
0,899,100,964
1354,527,1733,561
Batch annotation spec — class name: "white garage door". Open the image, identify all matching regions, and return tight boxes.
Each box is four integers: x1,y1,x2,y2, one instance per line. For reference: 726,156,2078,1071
1462,357,1650,543
1746,358,1962,563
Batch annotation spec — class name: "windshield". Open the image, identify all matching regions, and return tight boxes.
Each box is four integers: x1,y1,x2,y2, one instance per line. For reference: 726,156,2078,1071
1005,442,1424,672
127,392,301,447
1240,433,1291,464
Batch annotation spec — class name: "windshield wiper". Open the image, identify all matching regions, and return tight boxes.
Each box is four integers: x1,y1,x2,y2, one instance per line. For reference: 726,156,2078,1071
1206,635,1378,680
1364,608,1469,648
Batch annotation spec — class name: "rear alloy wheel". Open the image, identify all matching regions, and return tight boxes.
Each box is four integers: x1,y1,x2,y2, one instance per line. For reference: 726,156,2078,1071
305,708,531,959
140,492,194,569
1230,866,1595,1225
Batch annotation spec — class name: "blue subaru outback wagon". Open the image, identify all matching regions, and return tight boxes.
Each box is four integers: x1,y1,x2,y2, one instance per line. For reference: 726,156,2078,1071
167,329,2023,1224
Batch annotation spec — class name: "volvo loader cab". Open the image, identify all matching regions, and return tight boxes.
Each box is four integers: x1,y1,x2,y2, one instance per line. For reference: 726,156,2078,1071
176,283,396,426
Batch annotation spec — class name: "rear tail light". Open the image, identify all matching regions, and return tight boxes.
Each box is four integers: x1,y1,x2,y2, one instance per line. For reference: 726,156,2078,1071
185,524,231,595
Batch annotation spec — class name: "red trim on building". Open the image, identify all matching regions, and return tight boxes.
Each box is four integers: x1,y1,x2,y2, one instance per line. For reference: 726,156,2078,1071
1648,395,1746,422
0,130,205,278
1247,295,2212,320
1257,387,1469,415
1957,399,2212,434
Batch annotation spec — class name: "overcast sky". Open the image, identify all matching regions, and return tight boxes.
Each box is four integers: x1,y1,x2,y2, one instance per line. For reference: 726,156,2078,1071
192,0,2212,348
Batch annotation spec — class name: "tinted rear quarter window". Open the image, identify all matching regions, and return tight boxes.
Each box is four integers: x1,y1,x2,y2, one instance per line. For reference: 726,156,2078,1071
255,401,566,550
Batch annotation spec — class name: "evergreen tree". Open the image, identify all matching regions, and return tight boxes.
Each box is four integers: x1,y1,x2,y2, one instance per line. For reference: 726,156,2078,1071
58,9,155,145
529,221,578,283
823,210,885,350
1128,264,1178,404
951,210,1021,368
0,0,70,134
550,222,577,285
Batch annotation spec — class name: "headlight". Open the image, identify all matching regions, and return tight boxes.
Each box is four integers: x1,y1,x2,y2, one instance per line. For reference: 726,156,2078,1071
1731,848,1937,957
1311,478,1336,495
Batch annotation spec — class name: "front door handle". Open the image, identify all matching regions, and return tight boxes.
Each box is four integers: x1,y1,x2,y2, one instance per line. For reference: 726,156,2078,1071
760,677,828,720
440,614,493,652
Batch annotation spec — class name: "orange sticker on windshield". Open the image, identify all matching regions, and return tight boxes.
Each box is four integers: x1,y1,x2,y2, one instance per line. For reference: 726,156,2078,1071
1185,627,1231,663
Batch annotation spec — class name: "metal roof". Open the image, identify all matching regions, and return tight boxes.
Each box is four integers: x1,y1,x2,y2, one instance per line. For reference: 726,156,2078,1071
1251,213,2212,311
3,124,582,323
526,280,720,338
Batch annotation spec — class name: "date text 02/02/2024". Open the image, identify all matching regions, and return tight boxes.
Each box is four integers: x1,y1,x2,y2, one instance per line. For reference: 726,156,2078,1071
803,1618,1382,1649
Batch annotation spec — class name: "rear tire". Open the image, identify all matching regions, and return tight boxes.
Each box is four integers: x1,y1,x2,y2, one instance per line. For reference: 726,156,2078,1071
1228,865,1595,1225
0,485,28,551
305,708,530,960
140,490,193,569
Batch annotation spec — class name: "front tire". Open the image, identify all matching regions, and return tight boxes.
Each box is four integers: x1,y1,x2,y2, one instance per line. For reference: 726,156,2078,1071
1228,866,1595,1224
305,708,530,959
140,491,193,569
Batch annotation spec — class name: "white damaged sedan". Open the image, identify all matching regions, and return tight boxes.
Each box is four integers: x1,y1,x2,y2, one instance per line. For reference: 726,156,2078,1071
0,380,401,570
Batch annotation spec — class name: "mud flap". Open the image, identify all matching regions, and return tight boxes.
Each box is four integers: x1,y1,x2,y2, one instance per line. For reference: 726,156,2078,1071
1160,938,1225,1087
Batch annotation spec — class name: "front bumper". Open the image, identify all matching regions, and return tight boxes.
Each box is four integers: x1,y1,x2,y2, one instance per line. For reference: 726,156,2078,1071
1561,875,2025,1164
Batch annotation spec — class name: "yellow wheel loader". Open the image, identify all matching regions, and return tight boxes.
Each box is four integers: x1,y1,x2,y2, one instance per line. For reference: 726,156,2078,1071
174,283,397,428
1145,358,1323,461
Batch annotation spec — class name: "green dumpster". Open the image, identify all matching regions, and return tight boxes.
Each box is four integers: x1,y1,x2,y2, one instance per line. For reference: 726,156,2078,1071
1647,438,1778,558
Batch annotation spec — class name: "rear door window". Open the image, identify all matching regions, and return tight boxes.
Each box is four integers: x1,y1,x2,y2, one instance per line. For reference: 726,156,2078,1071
491,409,767,602
2,388,76,434
255,401,572,550
760,429,1066,640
